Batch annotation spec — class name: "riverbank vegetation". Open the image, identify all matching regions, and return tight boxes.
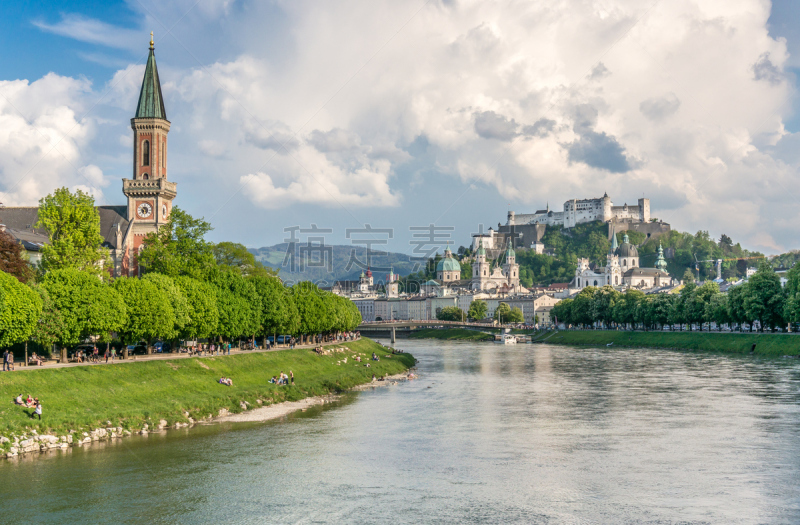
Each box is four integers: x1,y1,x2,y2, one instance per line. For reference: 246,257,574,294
0,188,362,359
538,330,800,356
551,262,800,332
408,328,494,341
0,339,412,439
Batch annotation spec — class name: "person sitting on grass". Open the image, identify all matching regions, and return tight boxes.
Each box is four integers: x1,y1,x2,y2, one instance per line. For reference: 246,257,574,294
14,394,23,405
25,395,33,407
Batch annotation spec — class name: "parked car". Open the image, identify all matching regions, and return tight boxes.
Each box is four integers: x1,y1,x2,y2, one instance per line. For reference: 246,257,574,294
277,335,292,344
154,342,171,353
126,342,148,355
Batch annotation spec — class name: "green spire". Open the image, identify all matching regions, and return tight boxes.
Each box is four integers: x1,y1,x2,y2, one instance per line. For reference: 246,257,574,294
135,34,167,120
505,241,515,258
476,238,486,257
623,233,630,244
655,242,668,271
610,230,619,253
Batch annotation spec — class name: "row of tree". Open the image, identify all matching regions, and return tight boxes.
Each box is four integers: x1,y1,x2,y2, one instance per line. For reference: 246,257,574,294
435,300,526,324
551,262,799,332
0,188,362,354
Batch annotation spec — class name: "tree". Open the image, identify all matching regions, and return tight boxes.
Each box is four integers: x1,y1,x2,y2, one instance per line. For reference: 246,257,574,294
572,287,599,327
113,277,175,344
29,284,65,352
726,284,748,331
207,267,263,341
250,274,292,338
591,285,620,328
213,242,277,278
142,273,190,339
687,281,720,331
494,302,512,322
291,281,324,341
508,307,525,324
174,276,219,340
613,289,645,329
0,272,41,347
137,207,216,279
0,229,34,282
706,293,730,330
437,306,464,322
36,187,107,273
649,293,674,330
743,262,785,331
467,299,488,321
41,269,127,347
784,264,800,326
551,298,573,326
682,268,695,284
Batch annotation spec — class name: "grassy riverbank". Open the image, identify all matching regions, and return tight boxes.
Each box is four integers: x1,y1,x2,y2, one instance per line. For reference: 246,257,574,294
408,328,494,341
537,330,800,356
0,338,414,438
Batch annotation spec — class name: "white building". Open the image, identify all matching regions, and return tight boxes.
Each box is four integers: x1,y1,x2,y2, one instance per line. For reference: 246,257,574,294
507,193,650,229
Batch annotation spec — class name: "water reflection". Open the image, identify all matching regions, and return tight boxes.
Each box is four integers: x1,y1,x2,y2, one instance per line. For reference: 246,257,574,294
1,341,799,524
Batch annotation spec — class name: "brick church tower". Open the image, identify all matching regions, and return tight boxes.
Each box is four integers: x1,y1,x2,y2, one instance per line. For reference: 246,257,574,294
120,33,177,275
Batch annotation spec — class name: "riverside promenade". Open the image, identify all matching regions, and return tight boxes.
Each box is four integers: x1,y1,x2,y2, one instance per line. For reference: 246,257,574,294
11,336,363,372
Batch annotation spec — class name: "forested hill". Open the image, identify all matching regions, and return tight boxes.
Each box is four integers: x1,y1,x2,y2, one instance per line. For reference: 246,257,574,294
249,244,419,283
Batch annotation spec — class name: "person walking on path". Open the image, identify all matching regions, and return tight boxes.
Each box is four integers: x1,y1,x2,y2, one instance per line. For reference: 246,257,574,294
3,350,8,372
7,352,13,371
32,400,42,420
104,348,109,364
111,347,116,362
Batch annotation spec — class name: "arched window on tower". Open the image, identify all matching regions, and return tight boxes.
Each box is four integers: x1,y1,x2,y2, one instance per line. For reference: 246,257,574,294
143,140,150,166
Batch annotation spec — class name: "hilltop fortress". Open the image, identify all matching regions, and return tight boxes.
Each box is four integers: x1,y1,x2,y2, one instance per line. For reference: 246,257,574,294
474,193,671,254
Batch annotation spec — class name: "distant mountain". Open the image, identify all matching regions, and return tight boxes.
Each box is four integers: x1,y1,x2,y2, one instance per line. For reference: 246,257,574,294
250,243,422,284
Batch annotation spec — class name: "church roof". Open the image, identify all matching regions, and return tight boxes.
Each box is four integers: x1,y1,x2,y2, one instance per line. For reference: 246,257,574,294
135,37,168,120
0,206,129,249
436,255,460,272
623,268,669,278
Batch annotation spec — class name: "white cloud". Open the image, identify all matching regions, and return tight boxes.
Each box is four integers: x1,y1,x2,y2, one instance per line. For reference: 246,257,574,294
14,0,800,252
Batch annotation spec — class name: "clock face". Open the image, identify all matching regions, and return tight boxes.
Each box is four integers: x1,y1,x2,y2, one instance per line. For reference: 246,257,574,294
137,202,153,218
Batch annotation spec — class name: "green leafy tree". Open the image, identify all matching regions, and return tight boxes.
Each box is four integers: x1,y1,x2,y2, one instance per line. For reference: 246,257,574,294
174,276,219,340
551,298,573,326
591,285,621,328
40,269,127,347
0,272,42,347
29,284,66,352
613,289,645,329
687,281,720,331
467,299,488,321
784,264,800,325
213,242,278,278
113,277,175,344
726,284,748,331
36,187,106,273
508,307,525,323
142,273,190,339
0,228,34,282
572,287,599,327
437,306,465,322
137,207,216,279
291,281,324,341
706,293,730,330
208,267,263,341
249,274,293,338
493,302,512,322
743,262,786,331
460,261,472,280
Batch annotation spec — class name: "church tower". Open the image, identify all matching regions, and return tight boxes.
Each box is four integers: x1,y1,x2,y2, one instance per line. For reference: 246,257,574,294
502,242,519,290
472,239,491,290
121,33,176,274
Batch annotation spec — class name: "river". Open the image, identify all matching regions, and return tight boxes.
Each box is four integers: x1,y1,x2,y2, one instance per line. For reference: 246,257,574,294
2,340,800,524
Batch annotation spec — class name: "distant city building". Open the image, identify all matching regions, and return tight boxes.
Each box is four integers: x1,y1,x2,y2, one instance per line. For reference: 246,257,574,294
508,193,650,229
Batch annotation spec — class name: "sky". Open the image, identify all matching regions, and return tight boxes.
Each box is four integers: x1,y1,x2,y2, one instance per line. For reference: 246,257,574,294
0,0,799,258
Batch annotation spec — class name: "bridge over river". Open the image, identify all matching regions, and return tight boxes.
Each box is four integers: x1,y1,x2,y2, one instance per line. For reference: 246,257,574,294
357,320,493,343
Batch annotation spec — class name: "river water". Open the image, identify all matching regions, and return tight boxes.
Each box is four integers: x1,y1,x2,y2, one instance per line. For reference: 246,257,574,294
2,340,800,524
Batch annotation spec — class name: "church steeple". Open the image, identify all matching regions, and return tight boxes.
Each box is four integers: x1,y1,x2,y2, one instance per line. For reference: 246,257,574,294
135,32,167,120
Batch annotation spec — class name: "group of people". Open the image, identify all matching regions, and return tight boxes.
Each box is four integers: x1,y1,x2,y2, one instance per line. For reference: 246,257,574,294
269,371,294,385
14,394,42,420
218,377,233,386
2,350,14,371
187,343,232,356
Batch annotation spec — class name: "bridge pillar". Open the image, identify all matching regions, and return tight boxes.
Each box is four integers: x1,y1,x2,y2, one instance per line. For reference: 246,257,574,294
391,326,396,344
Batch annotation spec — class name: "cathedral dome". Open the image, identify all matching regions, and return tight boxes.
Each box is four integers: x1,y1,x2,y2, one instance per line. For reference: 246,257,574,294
616,233,638,258
437,255,461,272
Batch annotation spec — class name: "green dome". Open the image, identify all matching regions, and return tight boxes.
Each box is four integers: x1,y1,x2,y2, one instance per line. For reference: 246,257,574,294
437,256,461,272
505,244,515,258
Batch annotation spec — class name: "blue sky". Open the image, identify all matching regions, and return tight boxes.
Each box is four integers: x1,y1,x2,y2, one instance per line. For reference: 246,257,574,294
1,0,799,256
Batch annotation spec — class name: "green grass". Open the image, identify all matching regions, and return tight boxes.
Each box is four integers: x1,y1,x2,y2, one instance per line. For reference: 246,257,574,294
541,330,800,356
408,328,494,341
0,339,414,439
